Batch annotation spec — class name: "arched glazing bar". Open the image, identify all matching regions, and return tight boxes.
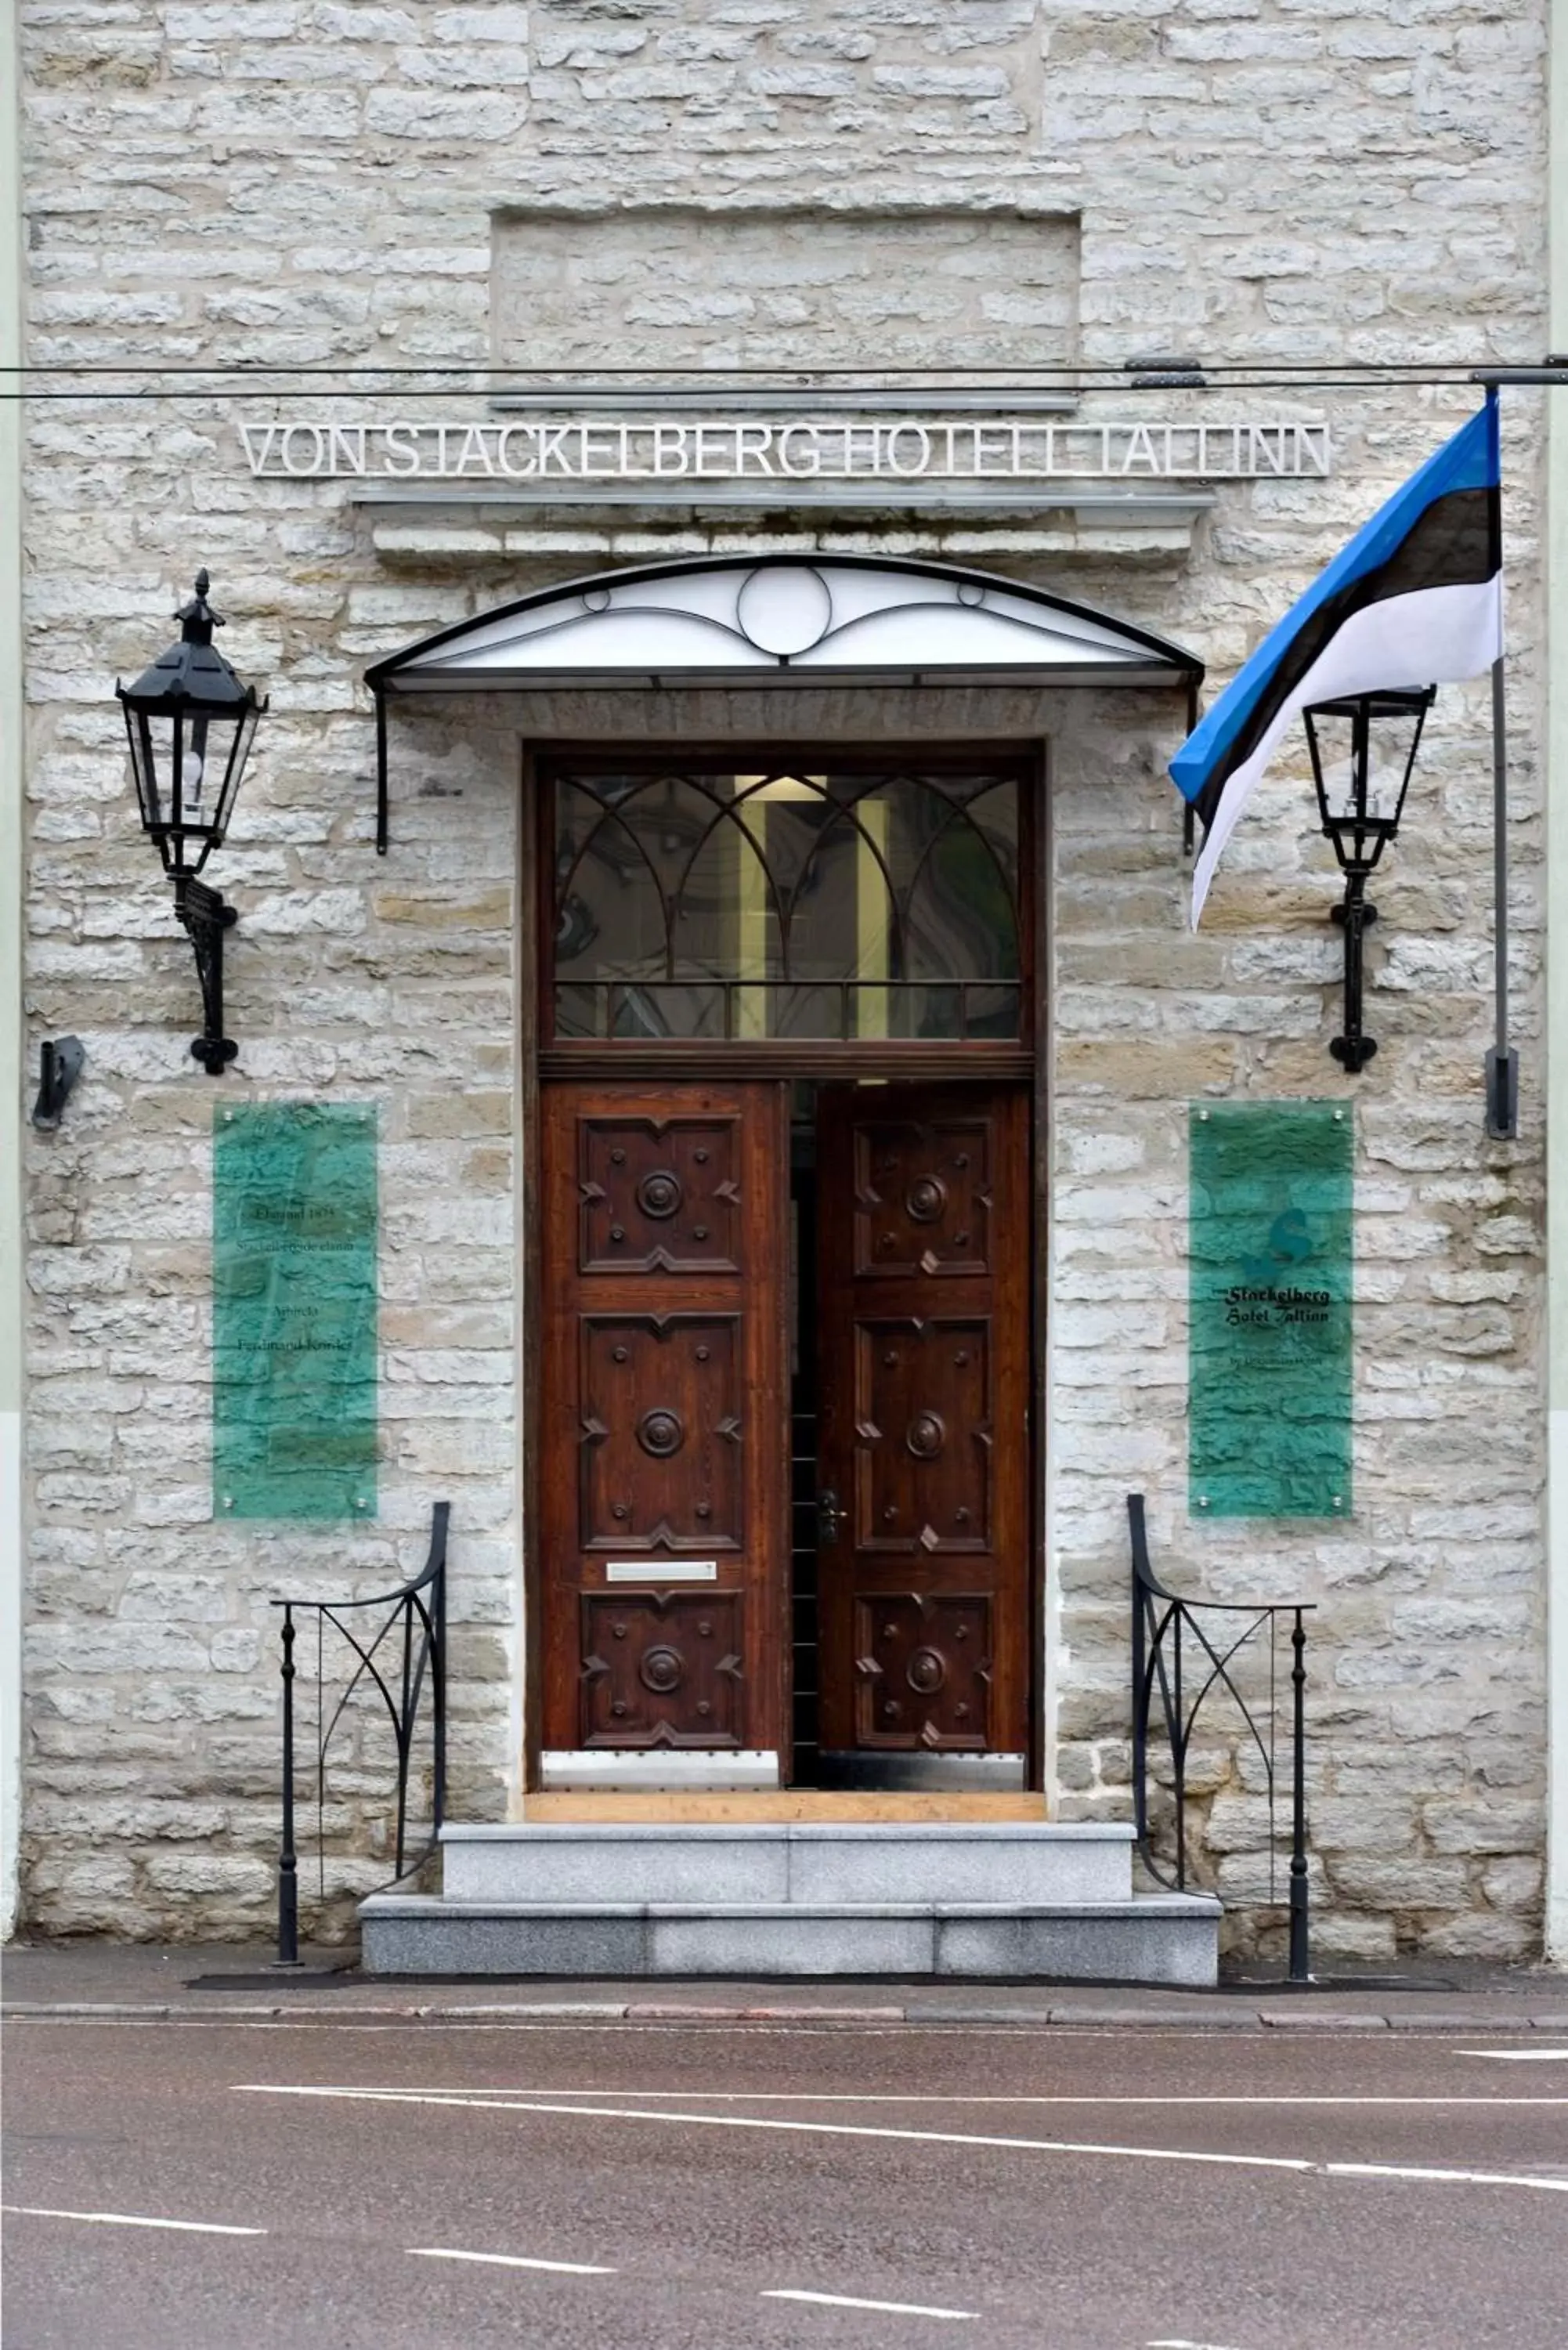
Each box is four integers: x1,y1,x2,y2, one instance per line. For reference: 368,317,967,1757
545,757,1027,1044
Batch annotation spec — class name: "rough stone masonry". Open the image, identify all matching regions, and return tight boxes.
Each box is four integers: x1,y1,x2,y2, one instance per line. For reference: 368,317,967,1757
14,0,1552,1959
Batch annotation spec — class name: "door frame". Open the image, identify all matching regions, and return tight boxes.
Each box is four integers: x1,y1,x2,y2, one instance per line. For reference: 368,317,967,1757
518,737,1050,1794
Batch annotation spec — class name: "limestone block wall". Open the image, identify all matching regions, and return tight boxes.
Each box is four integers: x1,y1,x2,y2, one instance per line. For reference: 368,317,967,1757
13,0,1552,1953
1046,673,1548,1966
21,691,523,1936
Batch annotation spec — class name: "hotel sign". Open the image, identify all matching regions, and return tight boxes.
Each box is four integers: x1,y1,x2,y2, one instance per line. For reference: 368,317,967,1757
212,1102,378,1522
237,415,1332,487
1188,1101,1353,1521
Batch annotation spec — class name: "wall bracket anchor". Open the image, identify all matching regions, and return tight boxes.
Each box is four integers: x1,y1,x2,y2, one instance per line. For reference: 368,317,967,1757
31,1036,85,1131
174,873,239,1075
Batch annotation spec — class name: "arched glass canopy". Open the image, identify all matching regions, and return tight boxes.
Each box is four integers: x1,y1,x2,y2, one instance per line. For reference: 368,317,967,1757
365,553,1202,850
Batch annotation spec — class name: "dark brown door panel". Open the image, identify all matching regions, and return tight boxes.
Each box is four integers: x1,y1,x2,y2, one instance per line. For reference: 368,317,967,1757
816,1084,1031,1757
540,1083,789,1757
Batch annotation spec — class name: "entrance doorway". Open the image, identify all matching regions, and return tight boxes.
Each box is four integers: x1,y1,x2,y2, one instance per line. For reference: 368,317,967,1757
532,747,1039,1788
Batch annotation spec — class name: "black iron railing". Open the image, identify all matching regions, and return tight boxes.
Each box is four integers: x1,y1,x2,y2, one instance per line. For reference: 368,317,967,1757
272,1500,449,1965
1128,1491,1314,1983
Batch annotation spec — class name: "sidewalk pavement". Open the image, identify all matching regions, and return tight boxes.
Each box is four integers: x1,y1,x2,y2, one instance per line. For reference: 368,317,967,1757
2,1939,1566,2030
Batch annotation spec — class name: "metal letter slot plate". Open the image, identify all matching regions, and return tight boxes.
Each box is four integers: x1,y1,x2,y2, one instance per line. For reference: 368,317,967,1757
605,1559,718,1584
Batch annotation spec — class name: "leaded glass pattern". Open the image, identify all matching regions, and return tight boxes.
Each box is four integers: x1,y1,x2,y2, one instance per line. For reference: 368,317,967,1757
548,761,1024,1043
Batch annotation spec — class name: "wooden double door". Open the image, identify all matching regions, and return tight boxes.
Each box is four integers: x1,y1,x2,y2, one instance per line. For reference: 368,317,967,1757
538,1078,1032,1775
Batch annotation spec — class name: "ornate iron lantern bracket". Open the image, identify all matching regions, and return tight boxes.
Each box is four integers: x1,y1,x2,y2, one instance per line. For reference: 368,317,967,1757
116,571,265,1076
1328,869,1379,1074
1302,685,1435,1074
174,873,239,1076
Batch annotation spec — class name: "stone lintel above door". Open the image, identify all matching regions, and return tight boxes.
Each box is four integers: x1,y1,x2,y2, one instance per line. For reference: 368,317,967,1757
351,491,1212,569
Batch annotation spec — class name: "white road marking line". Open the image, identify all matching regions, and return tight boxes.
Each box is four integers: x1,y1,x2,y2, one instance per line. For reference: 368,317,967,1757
280,2087,1568,2109
764,2289,975,2320
1324,2159,1568,2190
1149,2338,1251,2349
407,2247,615,2276
229,2085,1568,2196
1458,2048,1568,2061
1,2203,265,2236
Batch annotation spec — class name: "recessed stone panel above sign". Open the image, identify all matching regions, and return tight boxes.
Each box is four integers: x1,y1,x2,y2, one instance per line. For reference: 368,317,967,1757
492,208,1081,376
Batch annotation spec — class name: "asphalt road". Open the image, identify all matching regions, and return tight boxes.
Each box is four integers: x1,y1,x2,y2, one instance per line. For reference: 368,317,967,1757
3,2016,1566,2350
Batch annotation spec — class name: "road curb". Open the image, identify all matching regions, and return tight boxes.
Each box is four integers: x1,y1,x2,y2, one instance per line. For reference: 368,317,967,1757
4,1998,1566,2032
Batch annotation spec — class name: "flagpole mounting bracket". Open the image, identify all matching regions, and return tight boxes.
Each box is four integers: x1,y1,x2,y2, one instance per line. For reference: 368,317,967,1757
1485,1046,1519,1141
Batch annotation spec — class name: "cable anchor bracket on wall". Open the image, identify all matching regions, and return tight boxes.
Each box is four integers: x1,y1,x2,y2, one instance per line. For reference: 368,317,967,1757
31,1036,85,1131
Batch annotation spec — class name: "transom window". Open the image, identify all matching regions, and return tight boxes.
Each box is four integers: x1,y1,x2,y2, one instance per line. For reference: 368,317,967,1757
544,753,1028,1044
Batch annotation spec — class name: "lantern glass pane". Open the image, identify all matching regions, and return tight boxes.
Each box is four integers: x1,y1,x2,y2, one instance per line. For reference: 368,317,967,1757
1380,709,1425,825
175,710,217,832
1306,710,1359,822
126,707,167,833
212,699,259,842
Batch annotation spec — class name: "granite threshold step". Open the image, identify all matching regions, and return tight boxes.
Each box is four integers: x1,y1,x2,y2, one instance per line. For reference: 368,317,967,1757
359,1892,1222,1987
439,1820,1140,1907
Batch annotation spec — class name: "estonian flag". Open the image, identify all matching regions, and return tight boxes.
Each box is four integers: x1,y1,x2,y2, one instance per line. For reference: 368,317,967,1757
1172,399,1504,924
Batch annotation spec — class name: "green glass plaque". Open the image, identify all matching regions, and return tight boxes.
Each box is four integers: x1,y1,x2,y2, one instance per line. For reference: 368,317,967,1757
1189,1101,1352,1519
213,1103,378,1520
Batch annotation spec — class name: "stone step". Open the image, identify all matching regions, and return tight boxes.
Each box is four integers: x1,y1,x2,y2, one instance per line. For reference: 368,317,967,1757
359,1894,1221,1986
439,1821,1136,1907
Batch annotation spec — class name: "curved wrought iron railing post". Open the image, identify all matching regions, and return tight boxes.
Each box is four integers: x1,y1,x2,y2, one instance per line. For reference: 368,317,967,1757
273,1501,450,1953
1289,1606,1310,1983
393,1585,415,1879
432,1535,447,1843
1128,1491,1315,1977
278,1603,299,1966
1131,1513,1149,1853
1172,1604,1187,1887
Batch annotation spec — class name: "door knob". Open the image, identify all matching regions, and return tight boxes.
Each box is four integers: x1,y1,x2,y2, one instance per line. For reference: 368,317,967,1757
818,1488,845,1542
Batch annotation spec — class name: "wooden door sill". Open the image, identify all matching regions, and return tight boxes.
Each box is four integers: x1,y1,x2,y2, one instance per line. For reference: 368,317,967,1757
519,1790,1049,1823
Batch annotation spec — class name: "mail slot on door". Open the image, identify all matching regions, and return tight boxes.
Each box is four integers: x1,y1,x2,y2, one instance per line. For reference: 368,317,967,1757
604,1560,720,1583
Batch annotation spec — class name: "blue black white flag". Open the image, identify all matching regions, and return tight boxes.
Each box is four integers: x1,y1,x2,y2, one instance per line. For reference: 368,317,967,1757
1172,399,1504,924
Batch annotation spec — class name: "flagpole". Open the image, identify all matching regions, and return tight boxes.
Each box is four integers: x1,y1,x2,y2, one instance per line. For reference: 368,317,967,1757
1483,385,1518,1141
1486,653,1518,1137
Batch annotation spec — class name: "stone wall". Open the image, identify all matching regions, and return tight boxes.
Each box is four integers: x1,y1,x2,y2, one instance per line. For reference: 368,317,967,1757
15,0,1550,1954
491,208,1082,373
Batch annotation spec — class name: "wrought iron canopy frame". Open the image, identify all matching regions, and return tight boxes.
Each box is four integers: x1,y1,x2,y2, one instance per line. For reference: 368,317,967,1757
364,553,1203,854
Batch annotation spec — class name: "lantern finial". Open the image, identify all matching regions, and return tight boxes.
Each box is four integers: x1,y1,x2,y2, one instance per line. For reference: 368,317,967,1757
177,570,221,638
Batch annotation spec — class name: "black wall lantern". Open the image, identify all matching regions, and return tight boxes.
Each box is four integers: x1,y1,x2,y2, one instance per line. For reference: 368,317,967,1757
1302,685,1435,1073
116,572,266,1073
